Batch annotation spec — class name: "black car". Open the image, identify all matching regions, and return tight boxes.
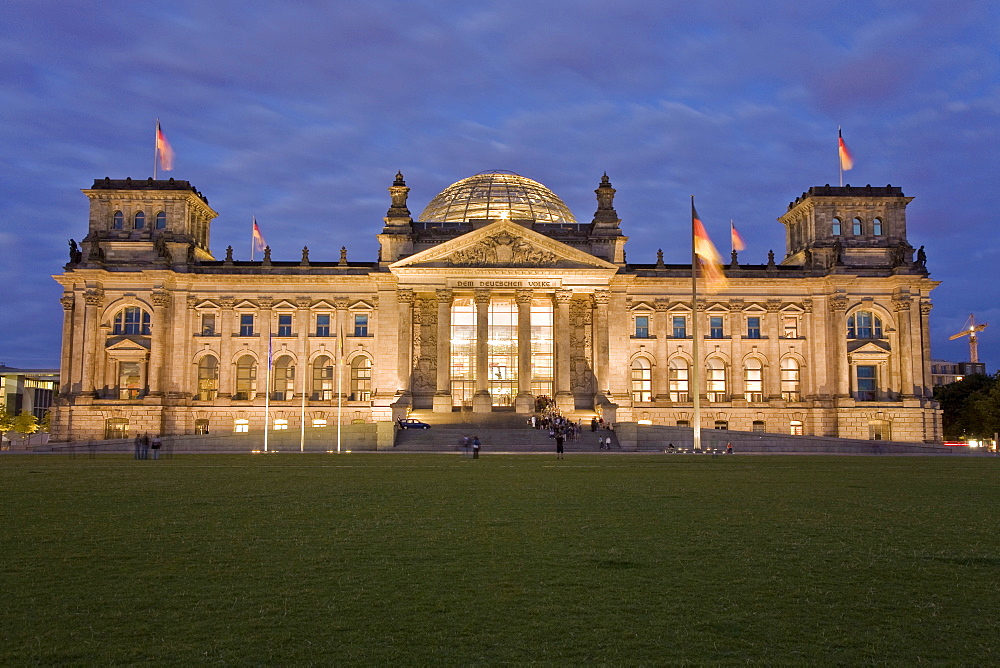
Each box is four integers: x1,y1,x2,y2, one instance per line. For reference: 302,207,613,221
398,418,431,429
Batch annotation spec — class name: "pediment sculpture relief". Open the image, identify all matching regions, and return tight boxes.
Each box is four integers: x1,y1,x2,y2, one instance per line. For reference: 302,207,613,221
446,232,557,267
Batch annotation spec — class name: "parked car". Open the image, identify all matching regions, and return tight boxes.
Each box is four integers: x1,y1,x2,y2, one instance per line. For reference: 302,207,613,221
398,418,431,430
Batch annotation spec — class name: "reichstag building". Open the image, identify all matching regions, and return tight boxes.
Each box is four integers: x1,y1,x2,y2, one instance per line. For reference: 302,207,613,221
51,170,942,443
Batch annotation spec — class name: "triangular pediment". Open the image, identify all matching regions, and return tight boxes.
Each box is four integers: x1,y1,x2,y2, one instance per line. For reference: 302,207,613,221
389,220,617,272
105,337,151,352
848,340,891,355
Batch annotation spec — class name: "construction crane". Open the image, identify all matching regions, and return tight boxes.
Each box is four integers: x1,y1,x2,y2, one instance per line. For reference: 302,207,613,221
949,314,988,363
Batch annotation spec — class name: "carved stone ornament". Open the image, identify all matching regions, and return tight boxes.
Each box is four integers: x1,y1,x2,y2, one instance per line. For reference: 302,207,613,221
151,291,171,308
829,294,849,311
84,289,105,307
60,294,75,310
446,232,557,267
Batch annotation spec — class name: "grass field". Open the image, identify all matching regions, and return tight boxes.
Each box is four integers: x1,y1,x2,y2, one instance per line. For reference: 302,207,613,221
2,453,998,664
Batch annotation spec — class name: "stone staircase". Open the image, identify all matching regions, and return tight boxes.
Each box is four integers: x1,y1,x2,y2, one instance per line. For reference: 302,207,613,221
394,410,617,453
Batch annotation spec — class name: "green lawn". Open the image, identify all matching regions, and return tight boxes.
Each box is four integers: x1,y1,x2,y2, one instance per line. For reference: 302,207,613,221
2,454,998,664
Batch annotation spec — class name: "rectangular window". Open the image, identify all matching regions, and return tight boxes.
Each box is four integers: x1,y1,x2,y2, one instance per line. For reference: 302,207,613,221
746,317,761,339
752,420,765,433
635,315,650,338
353,313,369,337
277,314,292,337
672,316,687,338
312,418,327,428
709,316,723,339
315,314,330,337
273,418,288,431
234,419,249,433
195,419,210,435
790,420,804,436
239,314,254,337
783,316,798,338
200,313,216,336
857,365,877,401
714,420,729,430
708,315,722,339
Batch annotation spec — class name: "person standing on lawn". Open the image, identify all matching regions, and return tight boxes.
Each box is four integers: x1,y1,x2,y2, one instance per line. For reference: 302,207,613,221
472,436,480,459
556,433,565,459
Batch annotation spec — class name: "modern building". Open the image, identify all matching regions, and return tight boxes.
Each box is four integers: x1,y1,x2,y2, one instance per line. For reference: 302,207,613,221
51,171,942,443
0,364,59,421
930,359,987,386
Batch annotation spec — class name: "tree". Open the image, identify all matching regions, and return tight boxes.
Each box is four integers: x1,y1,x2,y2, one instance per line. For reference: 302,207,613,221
933,373,998,440
11,410,39,446
0,404,13,450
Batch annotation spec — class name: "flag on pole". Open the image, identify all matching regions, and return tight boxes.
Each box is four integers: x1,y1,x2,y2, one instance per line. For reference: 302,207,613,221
252,218,267,254
693,202,727,291
731,220,746,252
838,128,853,171
156,121,174,171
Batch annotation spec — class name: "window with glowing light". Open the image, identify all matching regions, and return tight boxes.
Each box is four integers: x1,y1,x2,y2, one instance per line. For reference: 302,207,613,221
234,419,249,433
450,297,476,406
668,358,689,402
272,356,294,400
197,355,218,401
234,355,256,400
744,359,763,402
780,358,800,401
530,298,554,399
706,358,727,402
312,355,334,401
350,356,372,401
631,357,652,403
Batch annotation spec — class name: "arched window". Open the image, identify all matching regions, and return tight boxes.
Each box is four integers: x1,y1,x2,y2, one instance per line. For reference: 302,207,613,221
668,358,689,402
155,211,167,229
234,355,257,401
113,306,151,335
312,355,334,401
781,358,801,401
112,211,124,230
272,355,294,400
847,311,883,339
197,355,219,401
852,217,862,235
872,217,883,236
134,211,145,230
350,356,372,401
631,358,652,403
706,358,727,402
743,359,763,402
832,217,842,236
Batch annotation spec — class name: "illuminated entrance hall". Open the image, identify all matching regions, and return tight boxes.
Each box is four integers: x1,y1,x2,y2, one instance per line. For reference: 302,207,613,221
450,296,554,408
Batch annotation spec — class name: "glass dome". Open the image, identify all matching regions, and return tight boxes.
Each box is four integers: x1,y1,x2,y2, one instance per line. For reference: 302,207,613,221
418,171,577,225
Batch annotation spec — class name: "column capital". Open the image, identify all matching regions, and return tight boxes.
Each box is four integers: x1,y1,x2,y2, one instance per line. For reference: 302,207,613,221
397,288,414,304
554,289,573,305
435,288,454,302
765,298,782,313
151,290,171,308
60,294,75,310
256,298,274,310
892,296,912,311
920,301,933,316
515,288,533,305
829,294,849,312
474,289,491,305
334,298,350,309
295,297,312,309
83,288,104,307
218,297,236,309
593,290,610,306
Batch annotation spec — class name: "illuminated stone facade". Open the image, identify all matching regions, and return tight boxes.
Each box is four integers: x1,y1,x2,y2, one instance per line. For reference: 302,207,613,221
51,172,942,443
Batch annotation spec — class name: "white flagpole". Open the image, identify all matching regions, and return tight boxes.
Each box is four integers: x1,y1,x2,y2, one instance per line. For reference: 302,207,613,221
337,313,344,453
264,333,272,452
251,216,256,261
153,119,159,180
300,364,306,453
691,196,702,451
838,126,844,187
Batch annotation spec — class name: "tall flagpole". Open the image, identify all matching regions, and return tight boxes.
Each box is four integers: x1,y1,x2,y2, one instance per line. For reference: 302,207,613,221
264,332,272,452
691,196,702,451
337,312,344,453
838,126,843,187
153,118,159,180
250,217,255,261
300,364,306,452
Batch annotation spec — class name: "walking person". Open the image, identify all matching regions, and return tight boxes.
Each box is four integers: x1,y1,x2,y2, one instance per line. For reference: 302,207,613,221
133,434,142,460
605,435,614,450
151,435,162,460
472,436,480,459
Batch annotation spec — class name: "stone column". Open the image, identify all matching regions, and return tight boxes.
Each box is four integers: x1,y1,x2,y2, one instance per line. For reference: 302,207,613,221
81,288,104,396
765,299,782,401
514,289,534,413
147,290,170,396
652,300,669,401
894,296,914,398
296,297,311,403
594,290,611,398
335,298,350,399
217,297,235,398
433,289,454,412
919,302,933,399
830,294,850,399
472,289,492,412
554,289,574,412
257,299,273,400
58,294,75,396
397,289,414,395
